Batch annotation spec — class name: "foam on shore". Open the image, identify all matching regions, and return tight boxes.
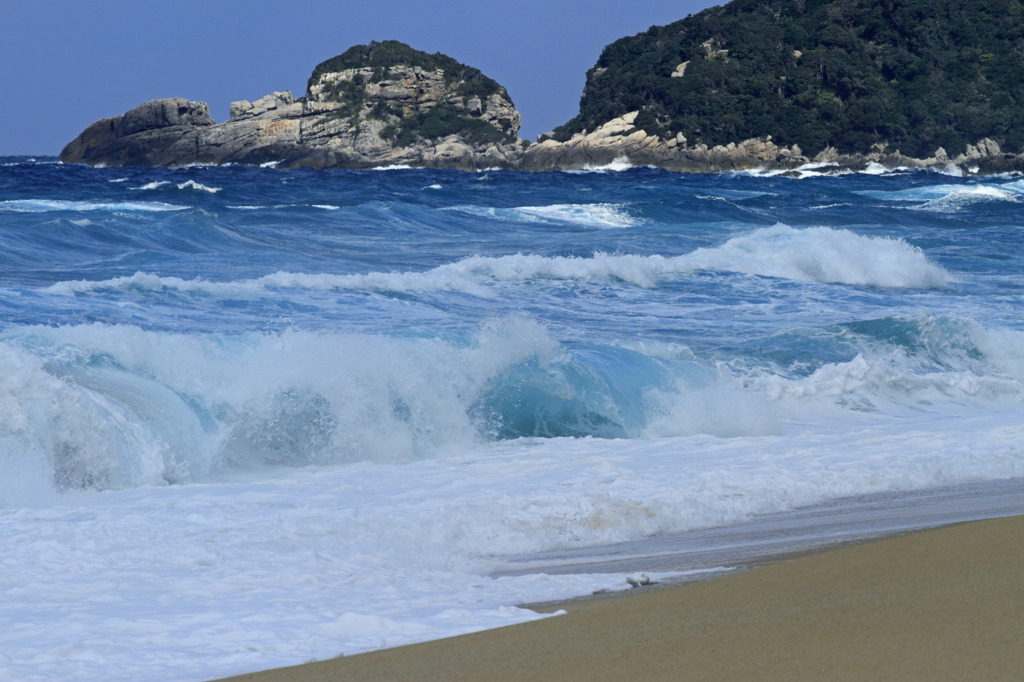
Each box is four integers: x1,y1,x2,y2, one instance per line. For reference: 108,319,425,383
213,513,1024,682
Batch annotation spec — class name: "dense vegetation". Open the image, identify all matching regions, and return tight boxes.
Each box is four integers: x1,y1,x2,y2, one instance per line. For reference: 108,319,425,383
554,0,1024,157
381,108,512,146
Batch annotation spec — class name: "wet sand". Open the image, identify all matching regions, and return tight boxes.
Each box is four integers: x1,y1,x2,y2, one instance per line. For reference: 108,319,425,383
215,513,1024,682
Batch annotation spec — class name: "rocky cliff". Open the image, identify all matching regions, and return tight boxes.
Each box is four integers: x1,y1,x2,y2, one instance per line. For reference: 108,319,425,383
60,41,524,171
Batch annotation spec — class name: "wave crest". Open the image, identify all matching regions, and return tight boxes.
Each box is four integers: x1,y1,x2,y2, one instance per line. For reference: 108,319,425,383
0,199,186,213
448,202,637,228
45,225,948,299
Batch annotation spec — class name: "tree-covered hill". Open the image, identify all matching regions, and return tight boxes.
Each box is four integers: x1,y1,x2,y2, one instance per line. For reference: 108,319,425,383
553,0,1024,157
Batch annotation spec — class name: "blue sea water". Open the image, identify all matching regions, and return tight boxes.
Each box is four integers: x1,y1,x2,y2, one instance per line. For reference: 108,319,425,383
1,156,1023,680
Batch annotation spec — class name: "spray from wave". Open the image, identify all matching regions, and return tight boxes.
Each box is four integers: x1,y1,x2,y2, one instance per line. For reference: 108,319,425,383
2,312,1021,505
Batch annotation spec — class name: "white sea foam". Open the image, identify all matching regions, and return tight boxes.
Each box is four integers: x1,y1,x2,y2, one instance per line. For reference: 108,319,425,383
132,180,170,190
176,180,221,193
736,161,845,178
0,199,186,213
567,156,635,172
936,163,965,177
681,224,949,288
1,380,1021,681
696,189,771,202
312,204,340,210
448,202,638,228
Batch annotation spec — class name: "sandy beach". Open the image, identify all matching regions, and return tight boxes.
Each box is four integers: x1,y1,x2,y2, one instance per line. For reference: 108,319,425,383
216,513,1024,682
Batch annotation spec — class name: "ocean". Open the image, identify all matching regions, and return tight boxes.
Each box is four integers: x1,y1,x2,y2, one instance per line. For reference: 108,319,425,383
2,156,1023,681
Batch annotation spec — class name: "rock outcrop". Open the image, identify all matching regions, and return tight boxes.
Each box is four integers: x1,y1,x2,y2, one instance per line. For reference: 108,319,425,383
519,111,1024,173
59,98,215,167
60,41,523,171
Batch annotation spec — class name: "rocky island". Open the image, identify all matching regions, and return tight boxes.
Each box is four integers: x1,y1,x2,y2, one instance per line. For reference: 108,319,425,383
61,0,1024,173
60,41,523,171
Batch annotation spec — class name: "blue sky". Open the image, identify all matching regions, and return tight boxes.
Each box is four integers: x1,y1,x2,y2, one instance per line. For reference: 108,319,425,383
0,0,720,155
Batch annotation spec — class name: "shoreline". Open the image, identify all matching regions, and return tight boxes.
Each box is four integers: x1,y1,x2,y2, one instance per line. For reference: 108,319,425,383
495,477,1024,582
214,481,1024,682
11,153,1024,177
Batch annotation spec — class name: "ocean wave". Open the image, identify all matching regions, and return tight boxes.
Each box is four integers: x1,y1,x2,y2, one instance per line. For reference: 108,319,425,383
682,224,948,288
637,316,1024,441
176,180,221,193
0,158,59,167
695,189,772,201
734,162,847,178
3,314,1021,501
131,179,221,193
860,181,1024,212
45,269,496,298
132,181,170,190
45,225,948,297
0,318,568,493
0,199,187,213
742,316,1024,414
447,202,638,228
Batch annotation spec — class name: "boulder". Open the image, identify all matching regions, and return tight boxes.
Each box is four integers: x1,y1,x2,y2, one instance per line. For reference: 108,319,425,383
59,98,212,167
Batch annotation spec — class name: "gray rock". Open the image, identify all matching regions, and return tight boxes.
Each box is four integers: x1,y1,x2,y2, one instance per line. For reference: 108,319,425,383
116,98,212,136
229,100,253,120
59,98,212,167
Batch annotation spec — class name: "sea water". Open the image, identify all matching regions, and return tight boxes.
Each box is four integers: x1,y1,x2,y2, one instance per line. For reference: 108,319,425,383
1,157,1023,681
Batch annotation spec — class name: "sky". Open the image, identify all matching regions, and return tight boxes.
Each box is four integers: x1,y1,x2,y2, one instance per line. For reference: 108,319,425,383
0,0,721,156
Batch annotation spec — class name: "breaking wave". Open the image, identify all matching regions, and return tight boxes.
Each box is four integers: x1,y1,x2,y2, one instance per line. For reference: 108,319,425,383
859,180,1024,211
447,202,638,228
2,312,1019,503
45,225,948,298
0,199,186,213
